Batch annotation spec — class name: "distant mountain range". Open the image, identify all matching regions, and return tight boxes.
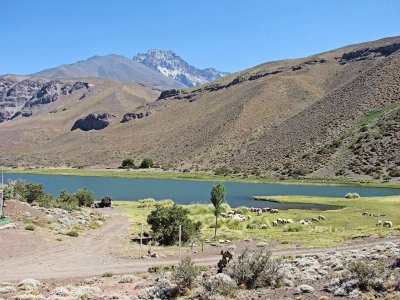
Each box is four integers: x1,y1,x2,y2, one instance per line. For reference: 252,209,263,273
133,49,229,87
32,54,186,90
31,50,228,89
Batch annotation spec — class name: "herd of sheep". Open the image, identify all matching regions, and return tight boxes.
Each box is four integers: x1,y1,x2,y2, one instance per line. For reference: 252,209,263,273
219,207,395,230
362,211,393,227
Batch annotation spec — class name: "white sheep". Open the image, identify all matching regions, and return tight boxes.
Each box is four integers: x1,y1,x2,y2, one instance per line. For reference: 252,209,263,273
318,215,326,220
376,220,382,226
383,221,393,228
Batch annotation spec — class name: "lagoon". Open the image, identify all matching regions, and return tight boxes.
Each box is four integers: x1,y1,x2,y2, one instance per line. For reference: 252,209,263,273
4,173,399,209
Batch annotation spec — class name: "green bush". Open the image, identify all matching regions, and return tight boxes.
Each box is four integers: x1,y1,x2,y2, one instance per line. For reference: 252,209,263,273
66,230,79,237
121,158,135,169
25,224,35,231
140,157,154,168
202,273,237,297
345,192,360,199
101,272,114,277
173,257,200,293
283,224,303,232
25,183,44,204
389,168,400,177
147,205,201,246
214,165,231,176
74,188,95,207
225,247,284,289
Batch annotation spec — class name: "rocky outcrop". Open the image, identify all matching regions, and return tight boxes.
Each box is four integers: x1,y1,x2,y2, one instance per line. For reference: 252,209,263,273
0,76,91,122
121,112,151,123
339,42,400,64
71,113,116,131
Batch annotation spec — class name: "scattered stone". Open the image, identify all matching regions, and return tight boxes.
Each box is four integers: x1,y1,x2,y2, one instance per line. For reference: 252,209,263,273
295,284,315,294
17,279,41,291
22,212,31,218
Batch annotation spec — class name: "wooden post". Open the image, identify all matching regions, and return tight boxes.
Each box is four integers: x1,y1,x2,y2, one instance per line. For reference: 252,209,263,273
0,171,3,218
178,224,182,260
139,222,143,258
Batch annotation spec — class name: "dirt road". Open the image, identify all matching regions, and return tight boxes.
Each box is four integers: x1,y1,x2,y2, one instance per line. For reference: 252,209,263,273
1,209,398,281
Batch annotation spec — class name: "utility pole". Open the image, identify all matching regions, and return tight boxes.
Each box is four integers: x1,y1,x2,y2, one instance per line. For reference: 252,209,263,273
178,224,182,260
139,222,144,258
0,170,3,218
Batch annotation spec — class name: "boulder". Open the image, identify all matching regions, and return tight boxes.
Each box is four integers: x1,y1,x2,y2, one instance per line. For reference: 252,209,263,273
71,113,116,131
121,112,151,123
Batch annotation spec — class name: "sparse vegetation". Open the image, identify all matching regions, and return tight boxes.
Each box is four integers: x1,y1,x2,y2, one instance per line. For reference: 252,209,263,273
66,230,79,237
225,247,284,289
173,257,200,294
25,224,35,231
101,272,114,278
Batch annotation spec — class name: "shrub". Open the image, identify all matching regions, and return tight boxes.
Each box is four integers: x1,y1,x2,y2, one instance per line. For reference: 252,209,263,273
74,188,95,207
345,192,360,199
147,205,201,246
25,224,35,231
25,183,44,203
101,272,114,277
148,264,175,273
202,273,236,297
173,257,200,293
283,224,303,232
224,247,284,289
215,165,231,176
138,277,179,299
66,230,79,237
121,158,135,169
119,274,138,283
389,168,400,177
326,259,393,295
140,157,154,168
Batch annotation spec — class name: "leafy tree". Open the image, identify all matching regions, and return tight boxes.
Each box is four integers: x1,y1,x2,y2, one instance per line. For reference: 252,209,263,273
140,157,154,168
24,183,44,203
210,183,226,238
74,188,95,207
147,205,201,246
121,158,135,169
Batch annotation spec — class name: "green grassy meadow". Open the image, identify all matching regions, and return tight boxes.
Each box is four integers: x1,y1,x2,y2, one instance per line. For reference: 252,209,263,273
115,195,400,249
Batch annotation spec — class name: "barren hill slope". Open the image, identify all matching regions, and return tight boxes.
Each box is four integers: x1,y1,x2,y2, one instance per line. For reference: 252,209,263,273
1,36,399,180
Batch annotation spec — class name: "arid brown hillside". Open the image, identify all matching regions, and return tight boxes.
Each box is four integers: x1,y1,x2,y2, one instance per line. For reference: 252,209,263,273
0,36,399,180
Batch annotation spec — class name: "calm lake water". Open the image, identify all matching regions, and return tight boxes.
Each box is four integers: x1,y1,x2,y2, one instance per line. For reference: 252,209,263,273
4,173,399,209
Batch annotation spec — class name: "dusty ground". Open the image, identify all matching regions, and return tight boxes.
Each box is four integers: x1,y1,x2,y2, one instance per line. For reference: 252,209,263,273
1,201,399,282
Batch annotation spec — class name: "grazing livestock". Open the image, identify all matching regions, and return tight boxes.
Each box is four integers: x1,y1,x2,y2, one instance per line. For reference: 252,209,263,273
362,212,369,216
260,224,268,229
312,217,320,222
287,219,294,224
383,221,393,228
318,215,326,221
376,220,382,226
272,221,278,227
270,209,279,214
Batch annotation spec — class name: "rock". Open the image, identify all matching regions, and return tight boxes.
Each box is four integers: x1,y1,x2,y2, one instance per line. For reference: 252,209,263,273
71,113,116,131
0,223,17,230
50,286,70,296
12,295,45,300
151,252,158,258
257,241,268,247
0,286,16,294
295,284,315,294
17,279,41,291
157,89,183,100
121,112,151,123
22,211,31,218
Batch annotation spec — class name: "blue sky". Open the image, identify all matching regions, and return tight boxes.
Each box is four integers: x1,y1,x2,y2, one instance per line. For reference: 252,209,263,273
1,0,399,74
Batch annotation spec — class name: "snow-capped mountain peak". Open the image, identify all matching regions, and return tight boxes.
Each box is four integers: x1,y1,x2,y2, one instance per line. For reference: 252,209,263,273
133,49,229,87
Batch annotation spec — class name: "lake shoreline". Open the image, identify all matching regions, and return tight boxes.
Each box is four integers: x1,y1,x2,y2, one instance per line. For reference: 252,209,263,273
3,167,400,189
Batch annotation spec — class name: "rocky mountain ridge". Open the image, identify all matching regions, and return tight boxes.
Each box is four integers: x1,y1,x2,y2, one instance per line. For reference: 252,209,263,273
133,49,229,87
0,76,92,122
